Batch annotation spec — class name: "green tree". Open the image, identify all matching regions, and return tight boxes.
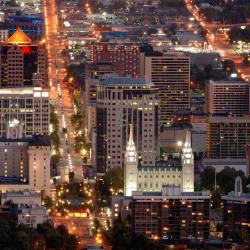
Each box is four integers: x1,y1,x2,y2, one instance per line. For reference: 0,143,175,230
200,166,215,190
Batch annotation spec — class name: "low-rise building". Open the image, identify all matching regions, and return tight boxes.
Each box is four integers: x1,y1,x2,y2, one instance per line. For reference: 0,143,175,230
1,190,41,207
17,205,48,228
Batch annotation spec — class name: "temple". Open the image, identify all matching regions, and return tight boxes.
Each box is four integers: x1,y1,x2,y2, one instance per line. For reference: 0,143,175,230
124,128,194,196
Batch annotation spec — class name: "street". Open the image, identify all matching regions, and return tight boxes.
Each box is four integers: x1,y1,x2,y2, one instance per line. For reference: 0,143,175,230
185,0,250,81
44,0,94,248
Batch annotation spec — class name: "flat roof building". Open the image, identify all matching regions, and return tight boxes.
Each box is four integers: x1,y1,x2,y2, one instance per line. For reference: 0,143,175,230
0,87,49,137
142,51,190,124
205,81,250,115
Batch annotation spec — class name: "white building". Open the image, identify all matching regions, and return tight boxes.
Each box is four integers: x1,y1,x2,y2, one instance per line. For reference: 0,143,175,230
96,77,160,173
0,125,51,196
0,87,50,137
1,190,41,207
124,130,194,196
18,205,48,228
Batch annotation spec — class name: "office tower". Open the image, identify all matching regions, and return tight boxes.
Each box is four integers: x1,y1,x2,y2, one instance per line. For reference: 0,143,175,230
96,76,159,173
143,52,190,124
207,116,250,159
222,176,250,242
90,42,140,77
130,187,210,240
0,87,50,137
0,28,47,87
205,80,250,115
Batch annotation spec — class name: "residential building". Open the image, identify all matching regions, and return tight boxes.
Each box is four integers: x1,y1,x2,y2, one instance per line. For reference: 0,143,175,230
96,76,159,172
0,87,49,137
205,80,250,115
142,51,190,124
222,177,250,242
129,187,210,240
0,28,47,87
90,42,140,77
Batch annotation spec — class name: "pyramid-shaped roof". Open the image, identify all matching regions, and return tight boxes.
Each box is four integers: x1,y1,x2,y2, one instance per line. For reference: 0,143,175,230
7,28,32,44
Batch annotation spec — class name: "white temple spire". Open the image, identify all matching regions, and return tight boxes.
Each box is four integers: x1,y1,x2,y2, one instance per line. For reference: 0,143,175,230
181,130,194,192
124,124,138,196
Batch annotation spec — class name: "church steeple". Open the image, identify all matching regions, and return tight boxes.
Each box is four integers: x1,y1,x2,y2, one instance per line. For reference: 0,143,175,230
126,124,136,162
181,130,194,192
124,124,138,196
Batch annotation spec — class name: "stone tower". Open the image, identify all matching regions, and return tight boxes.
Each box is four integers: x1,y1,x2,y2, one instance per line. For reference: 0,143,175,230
181,130,194,192
124,124,138,196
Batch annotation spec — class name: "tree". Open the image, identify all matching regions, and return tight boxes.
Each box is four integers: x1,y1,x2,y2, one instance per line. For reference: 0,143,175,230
222,60,236,74
104,167,124,194
42,196,53,209
211,188,221,209
103,218,164,250
69,171,75,183
200,166,215,190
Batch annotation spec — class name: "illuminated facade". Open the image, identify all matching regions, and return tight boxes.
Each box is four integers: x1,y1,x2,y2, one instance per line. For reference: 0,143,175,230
90,42,140,77
131,187,210,240
207,116,250,159
143,52,190,124
0,134,51,196
124,125,138,196
0,87,50,137
0,28,47,87
124,130,194,194
96,77,160,173
181,130,194,192
205,80,250,115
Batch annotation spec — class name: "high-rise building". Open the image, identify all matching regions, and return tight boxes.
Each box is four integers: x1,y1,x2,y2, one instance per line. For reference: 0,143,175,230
130,187,210,240
207,116,250,160
205,80,250,115
90,42,140,77
142,52,190,124
0,28,47,87
0,87,50,137
222,176,250,242
96,76,160,172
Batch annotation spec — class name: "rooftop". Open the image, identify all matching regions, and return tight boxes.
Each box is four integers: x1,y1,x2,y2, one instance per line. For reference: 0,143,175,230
139,159,181,172
100,77,151,86
0,135,50,146
7,28,32,44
